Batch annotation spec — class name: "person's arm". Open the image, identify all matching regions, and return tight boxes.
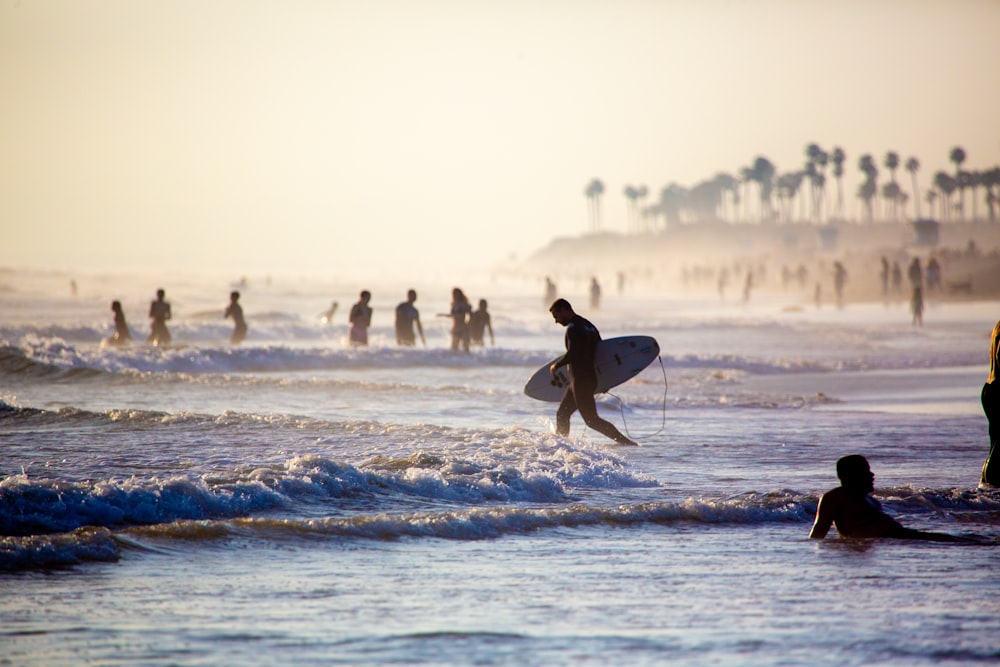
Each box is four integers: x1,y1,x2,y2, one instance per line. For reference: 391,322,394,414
487,316,494,346
809,493,835,539
416,316,425,346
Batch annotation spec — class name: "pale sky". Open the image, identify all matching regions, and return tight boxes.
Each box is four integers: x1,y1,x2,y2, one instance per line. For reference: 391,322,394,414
2,0,999,280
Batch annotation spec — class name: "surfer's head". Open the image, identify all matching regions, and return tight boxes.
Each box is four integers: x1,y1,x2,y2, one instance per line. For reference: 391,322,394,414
836,454,874,493
549,298,574,326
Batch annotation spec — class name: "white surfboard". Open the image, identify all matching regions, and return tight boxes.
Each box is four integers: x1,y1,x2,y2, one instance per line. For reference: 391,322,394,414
523,335,660,402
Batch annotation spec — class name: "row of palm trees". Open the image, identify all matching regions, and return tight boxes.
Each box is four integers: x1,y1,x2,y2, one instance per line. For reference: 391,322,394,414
584,145,1000,232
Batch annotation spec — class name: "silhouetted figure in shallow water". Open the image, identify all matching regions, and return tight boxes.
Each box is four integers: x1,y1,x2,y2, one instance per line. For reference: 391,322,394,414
981,320,1000,487
908,257,923,289
107,300,132,346
543,276,557,307
833,261,847,308
910,286,924,327
879,256,890,301
225,291,247,345
395,289,425,347
810,455,971,541
589,277,601,310
891,261,903,296
320,301,338,325
147,289,172,347
439,287,472,352
349,290,372,346
548,298,637,446
469,298,494,347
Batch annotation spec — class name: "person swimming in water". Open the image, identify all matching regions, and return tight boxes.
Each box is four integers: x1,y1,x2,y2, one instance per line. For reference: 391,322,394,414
395,289,425,347
147,288,172,347
439,287,472,352
810,454,971,542
107,300,132,346
225,291,248,345
349,290,372,346
469,298,494,347
320,301,338,325
548,298,637,446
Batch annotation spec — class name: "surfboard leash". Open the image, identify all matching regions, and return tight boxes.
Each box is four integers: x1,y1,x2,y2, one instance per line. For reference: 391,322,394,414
606,355,668,441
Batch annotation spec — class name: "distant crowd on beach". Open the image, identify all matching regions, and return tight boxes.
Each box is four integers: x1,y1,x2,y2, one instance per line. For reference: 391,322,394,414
671,243,982,327
102,286,495,352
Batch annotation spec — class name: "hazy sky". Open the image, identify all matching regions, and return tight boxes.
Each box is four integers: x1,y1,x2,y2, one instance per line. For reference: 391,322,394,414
2,0,999,280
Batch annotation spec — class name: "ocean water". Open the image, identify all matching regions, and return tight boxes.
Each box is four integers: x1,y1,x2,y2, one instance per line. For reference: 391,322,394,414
2,267,998,666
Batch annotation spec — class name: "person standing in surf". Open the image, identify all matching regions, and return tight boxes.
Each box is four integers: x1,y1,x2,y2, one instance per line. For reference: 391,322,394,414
147,288,172,347
548,298,637,446
107,300,132,346
225,291,248,345
349,290,373,346
981,320,1000,487
439,287,472,353
395,289,425,347
469,298,494,347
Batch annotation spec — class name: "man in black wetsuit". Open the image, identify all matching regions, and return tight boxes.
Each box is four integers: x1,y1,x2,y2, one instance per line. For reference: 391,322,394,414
549,298,637,446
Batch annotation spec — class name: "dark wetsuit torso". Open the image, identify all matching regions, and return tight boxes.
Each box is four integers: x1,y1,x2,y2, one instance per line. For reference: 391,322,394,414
982,381,1000,486
555,315,600,384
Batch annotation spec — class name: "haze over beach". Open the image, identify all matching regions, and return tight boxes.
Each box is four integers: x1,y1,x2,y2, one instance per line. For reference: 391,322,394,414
2,0,1000,282
4,4,1000,664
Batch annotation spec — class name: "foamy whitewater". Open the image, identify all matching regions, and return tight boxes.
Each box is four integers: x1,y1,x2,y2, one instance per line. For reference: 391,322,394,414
2,267,998,666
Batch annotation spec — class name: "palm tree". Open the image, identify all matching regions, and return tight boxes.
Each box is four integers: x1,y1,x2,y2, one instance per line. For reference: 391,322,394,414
858,154,878,222
739,166,755,222
712,172,739,222
636,185,649,231
658,183,687,228
777,171,805,223
950,146,966,220
857,180,877,223
881,182,904,221
957,170,974,222
925,190,938,219
623,185,640,233
883,152,900,220
983,166,1000,222
933,171,957,221
805,143,829,223
969,171,982,222
750,156,776,222
584,179,605,232
905,157,921,219
831,147,846,219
